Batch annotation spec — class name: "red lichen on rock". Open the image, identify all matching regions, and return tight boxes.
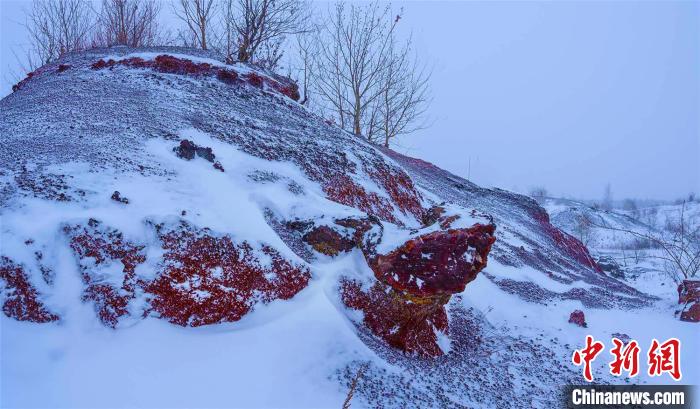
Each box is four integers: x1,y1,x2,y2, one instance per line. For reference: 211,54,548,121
322,174,400,225
568,310,587,327
341,279,449,357
64,219,146,327
678,280,700,322
369,224,497,299
365,162,424,222
0,257,59,323
145,221,310,327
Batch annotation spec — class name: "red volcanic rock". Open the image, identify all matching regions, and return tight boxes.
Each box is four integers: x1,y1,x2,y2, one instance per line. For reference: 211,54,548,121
297,216,383,258
90,55,302,102
0,257,59,323
532,210,601,273
270,81,300,101
369,224,497,299
246,72,264,88
364,162,424,223
64,219,146,327
145,221,310,327
341,279,449,357
338,220,495,357
302,225,355,256
152,55,212,75
12,71,35,92
323,175,400,225
678,280,700,322
568,310,587,327
422,205,446,226
216,69,238,84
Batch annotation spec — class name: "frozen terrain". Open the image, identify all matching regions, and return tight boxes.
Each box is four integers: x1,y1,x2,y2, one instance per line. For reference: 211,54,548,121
1,47,697,408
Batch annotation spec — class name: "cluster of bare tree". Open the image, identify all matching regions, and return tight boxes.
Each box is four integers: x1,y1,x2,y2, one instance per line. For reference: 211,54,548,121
309,2,430,147
19,0,432,147
19,0,163,71
594,201,700,283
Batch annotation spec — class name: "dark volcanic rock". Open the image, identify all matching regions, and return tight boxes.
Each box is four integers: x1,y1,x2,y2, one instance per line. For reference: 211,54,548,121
111,191,129,204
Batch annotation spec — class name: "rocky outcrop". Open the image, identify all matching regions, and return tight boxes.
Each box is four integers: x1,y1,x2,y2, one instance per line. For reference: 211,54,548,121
146,221,311,327
91,54,300,102
368,226,496,299
568,310,587,327
297,215,496,356
678,280,700,322
59,218,311,328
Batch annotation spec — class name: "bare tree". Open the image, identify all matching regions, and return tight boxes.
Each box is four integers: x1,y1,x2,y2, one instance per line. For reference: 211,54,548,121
24,0,94,66
376,32,431,147
291,24,317,105
95,0,162,47
594,201,700,283
622,198,639,220
572,213,595,247
173,0,216,50
221,0,307,66
314,1,396,139
529,187,548,204
601,183,613,212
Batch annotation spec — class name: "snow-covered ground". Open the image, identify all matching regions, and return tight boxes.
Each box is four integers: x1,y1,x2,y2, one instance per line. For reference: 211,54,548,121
1,48,697,408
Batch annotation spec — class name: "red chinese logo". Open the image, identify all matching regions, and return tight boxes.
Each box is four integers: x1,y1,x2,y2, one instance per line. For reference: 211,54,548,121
572,335,605,382
648,338,682,381
609,338,640,377
572,336,682,381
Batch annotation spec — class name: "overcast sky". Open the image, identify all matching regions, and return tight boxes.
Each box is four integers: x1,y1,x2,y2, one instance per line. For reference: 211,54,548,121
1,1,698,201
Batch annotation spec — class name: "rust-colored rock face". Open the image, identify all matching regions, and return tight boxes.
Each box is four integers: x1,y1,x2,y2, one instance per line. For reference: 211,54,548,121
322,175,400,225
0,257,59,323
61,218,311,328
302,226,355,256
145,221,311,327
369,225,496,299
568,310,587,327
91,55,301,101
341,279,449,357
302,216,496,357
64,219,147,328
678,280,700,322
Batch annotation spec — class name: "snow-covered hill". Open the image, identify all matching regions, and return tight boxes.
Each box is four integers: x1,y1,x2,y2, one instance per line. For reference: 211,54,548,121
1,47,697,408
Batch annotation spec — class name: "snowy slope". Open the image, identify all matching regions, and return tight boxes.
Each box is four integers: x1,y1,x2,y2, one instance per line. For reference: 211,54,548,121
1,47,697,409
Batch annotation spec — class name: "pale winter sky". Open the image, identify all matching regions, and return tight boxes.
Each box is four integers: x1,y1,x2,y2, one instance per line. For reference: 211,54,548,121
1,1,698,201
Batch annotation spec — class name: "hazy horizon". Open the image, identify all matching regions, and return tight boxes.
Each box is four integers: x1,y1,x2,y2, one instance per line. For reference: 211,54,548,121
1,0,698,201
